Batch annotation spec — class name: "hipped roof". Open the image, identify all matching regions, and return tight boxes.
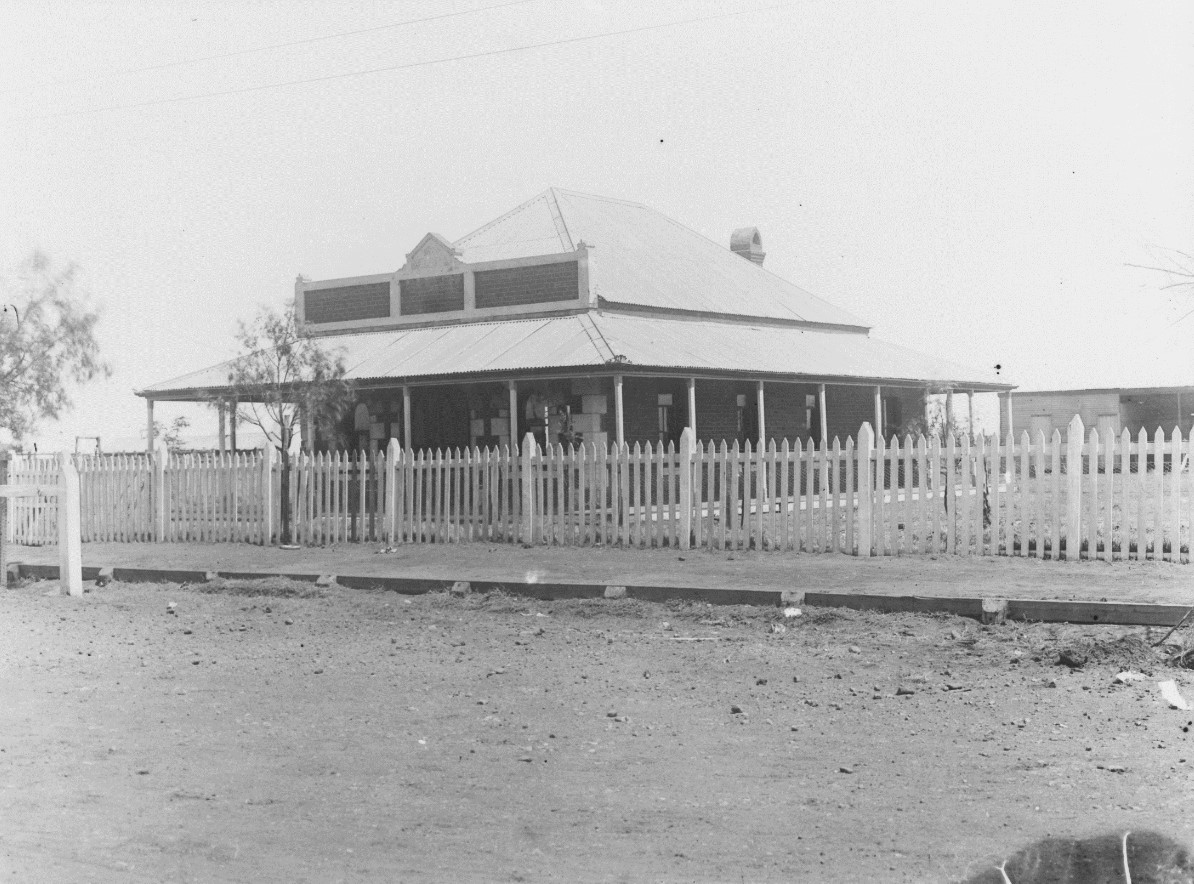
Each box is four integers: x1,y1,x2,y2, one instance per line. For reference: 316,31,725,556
453,189,867,328
142,312,1009,400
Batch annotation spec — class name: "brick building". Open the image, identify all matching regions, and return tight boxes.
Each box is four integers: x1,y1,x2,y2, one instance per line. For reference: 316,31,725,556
140,189,1010,451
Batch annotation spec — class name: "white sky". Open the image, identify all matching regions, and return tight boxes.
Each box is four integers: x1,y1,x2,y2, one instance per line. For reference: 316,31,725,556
2,0,1192,450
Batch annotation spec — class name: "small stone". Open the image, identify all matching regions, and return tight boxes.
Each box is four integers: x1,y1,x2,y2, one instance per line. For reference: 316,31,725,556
518,756,533,762
756,678,768,686
896,686,915,696
284,619,293,626
838,766,854,774
191,660,200,666
136,769,150,775
263,606,272,613
450,581,471,597
661,622,672,631
313,669,324,675
1058,648,1087,669
730,705,744,715
182,629,192,635
607,711,618,718
847,645,861,654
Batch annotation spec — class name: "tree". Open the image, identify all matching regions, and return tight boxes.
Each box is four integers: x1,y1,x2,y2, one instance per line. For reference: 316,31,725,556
0,251,110,439
151,416,191,451
216,300,353,544
1127,248,1194,322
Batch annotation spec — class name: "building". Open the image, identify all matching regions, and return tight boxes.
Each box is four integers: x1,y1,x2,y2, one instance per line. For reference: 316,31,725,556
139,188,1010,452
1003,385,1194,441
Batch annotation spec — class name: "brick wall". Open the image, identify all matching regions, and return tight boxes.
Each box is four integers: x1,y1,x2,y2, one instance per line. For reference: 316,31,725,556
622,377,687,448
694,379,749,446
692,381,816,447
399,274,465,315
474,262,579,309
305,282,390,323
824,386,873,442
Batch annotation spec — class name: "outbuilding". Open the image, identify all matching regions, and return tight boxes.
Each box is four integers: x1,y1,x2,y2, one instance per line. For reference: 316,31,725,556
1002,385,1194,441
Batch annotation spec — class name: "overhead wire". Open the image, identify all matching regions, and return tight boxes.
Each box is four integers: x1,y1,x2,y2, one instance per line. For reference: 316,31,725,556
13,3,784,122
0,0,538,95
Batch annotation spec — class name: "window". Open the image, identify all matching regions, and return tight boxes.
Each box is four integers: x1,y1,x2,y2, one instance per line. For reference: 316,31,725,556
736,393,747,435
658,393,672,437
805,394,816,429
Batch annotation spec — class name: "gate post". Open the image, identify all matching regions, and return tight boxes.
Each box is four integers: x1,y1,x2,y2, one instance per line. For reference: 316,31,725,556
521,433,536,545
58,453,82,597
856,422,874,557
153,441,168,541
679,427,694,550
1066,415,1084,560
0,450,8,580
385,437,400,545
261,443,275,546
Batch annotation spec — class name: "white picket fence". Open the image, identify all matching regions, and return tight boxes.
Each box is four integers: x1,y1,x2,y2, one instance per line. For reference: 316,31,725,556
5,416,1191,561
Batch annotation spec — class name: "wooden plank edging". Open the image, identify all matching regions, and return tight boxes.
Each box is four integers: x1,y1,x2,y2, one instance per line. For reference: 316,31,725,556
10,562,1194,626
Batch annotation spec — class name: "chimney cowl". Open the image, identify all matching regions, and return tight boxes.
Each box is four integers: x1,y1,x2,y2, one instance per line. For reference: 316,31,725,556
730,227,765,265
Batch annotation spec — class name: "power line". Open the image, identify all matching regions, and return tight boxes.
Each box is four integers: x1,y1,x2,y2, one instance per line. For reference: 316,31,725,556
0,0,537,96
14,4,783,122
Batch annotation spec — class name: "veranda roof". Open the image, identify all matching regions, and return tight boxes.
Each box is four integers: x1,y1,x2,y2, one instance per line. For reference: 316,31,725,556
140,313,1010,400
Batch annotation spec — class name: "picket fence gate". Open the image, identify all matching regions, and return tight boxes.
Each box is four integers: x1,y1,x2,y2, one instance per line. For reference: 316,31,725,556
5,416,1191,562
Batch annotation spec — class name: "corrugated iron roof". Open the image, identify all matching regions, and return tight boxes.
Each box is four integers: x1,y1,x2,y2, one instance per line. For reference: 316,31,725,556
453,189,868,329
141,313,1008,398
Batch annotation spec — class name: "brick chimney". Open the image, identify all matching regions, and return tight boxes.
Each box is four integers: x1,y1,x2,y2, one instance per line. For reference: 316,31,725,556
730,227,765,265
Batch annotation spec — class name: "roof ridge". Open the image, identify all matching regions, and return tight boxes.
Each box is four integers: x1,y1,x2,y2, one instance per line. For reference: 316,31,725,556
548,187,649,210
454,189,566,250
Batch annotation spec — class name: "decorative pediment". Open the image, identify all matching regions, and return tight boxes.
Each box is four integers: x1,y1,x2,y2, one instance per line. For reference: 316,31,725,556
403,233,463,274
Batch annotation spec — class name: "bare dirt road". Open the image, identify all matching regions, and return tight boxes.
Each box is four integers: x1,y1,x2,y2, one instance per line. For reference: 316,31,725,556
4,568,1194,883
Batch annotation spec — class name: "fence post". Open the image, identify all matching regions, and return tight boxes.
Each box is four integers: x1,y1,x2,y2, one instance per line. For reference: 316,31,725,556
386,438,400,545
153,441,168,541
1066,415,1084,560
679,427,694,550
261,443,275,546
521,433,535,545
0,451,8,581
856,422,874,556
58,453,83,597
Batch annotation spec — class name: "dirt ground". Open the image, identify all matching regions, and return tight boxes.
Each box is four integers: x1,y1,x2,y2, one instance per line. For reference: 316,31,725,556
4,568,1194,883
